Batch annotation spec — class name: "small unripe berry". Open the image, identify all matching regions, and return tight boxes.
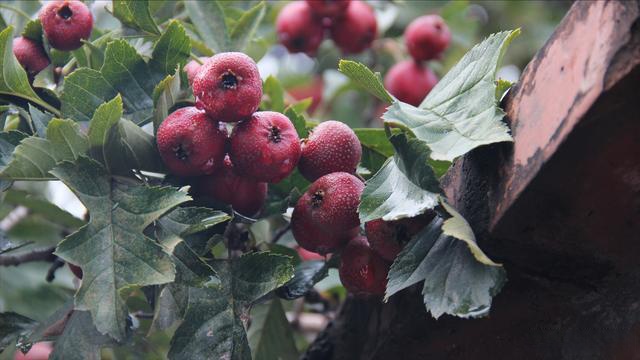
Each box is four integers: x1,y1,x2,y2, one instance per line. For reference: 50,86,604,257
276,1,324,55
365,212,435,261
67,263,83,279
339,236,390,296
298,121,362,182
305,0,352,19
156,107,227,177
229,111,301,183
405,15,451,61
195,157,268,216
193,52,262,123
184,57,208,86
12,37,50,76
39,0,93,51
330,0,377,54
384,60,438,106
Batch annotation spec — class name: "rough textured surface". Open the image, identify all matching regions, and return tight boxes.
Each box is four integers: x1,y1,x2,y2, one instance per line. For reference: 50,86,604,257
305,1,640,358
39,0,93,51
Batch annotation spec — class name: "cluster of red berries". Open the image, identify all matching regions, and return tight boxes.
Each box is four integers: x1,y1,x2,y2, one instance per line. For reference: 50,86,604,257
13,0,93,78
384,15,451,106
276,0,378,55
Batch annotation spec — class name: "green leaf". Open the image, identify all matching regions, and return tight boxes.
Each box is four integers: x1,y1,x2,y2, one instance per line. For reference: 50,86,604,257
49,311,114,360
359,133,441,222
149,21,191,76
28,105,53,138
0,119,89,180
283,106,308,139
88,95,123,167
155,206,230,250
52,156,190,340
495,78,513,101
152,72,181,132
262,76,285,113
112,0,160,35
21,19,42,43
248,299,299,360
386,199,505,319
3,189,84,229
383,30,519,161
276,260,328,300
0,130,27,171
229,2,266,54
0,312,36,353
168,252,294,360
185,0,228,53
61,68,117,123
338,60,394,103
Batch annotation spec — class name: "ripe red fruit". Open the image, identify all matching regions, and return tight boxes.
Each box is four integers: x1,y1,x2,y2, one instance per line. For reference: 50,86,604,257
305,0,352,19
298,120,362,182
192,52,262,123
330,0,377,54
229,111,301,183
292,206,359,254
296,246,326,261
384,60,438,106
184,57,207,86
339,236,390,296
405,14,451,61
156,107,227,177
67,263,83,279
365,213,435,261
14,341,53,360
195,157,267,216
12,37,50,76
276,1,324,55
39,0,93,51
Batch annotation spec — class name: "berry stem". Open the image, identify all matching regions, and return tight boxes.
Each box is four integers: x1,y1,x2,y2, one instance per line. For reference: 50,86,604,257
190,53,205,65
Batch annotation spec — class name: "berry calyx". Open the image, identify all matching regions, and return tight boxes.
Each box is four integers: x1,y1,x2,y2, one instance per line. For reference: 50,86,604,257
404,15,451,61
67,263,83,279
339,236,390,296
276,1,325,55
365,212,435,261
184,57,208,86
330,0,377,54
192,52,262,123
229,111,301,183
384,60,438,106
195,157,268,216
39,0,93,51
306,0,352,19
298,120,362,182
12,37,50,76
156,107,227,177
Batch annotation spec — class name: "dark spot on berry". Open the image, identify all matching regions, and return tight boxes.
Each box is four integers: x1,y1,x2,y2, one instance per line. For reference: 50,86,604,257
435,23,442,31
268,126,282,143
220,71,238,90
173,143,190,161
311,190,324,208
57,5,73,20
291,37,305,51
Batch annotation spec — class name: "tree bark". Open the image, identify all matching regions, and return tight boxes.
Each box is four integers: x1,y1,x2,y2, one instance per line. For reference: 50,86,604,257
304,1,640,359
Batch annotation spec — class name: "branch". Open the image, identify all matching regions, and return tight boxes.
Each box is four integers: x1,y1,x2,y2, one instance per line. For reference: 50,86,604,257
0,246,56,266
271,224,291,244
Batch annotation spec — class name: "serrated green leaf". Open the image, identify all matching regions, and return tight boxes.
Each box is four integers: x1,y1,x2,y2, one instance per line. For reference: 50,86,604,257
28,105,53,138
229,2,266,54
149,21,191,76
283,106,308,139
3,189,84,229
112,0,160,35
52,156,190,340
495,78,513,101
152,72,181,132
338,60,394,103
383,30,519,162
276,260,328,300
354,127,395,175
61,68,117,122
49,311,114,360
20,19,41,43
88,95,123,167
0,130,27,171
262,76,285,113
155,206,230,250
0,312,36,353
248,299,299,360
185,0,228,53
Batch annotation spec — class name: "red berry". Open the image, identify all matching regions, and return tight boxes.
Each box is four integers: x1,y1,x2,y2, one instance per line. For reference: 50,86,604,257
14,341,53,360
298,121,361,182
384,60,438,106
365,212,434,261
296,246,326,261
330,0,377,54
405,15,451,61
306,0,352,19
229,111,301,183
276,1,324,55
339,236,389,296
39,0,93,51
192,52,262,123
195,157,267,216
156,107,227,177
184,57,208,86
67,263,83,279
12,37,50,76
292,203,359,254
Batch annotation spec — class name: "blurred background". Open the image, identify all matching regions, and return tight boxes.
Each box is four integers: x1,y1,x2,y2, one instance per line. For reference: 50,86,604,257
0,0,571,357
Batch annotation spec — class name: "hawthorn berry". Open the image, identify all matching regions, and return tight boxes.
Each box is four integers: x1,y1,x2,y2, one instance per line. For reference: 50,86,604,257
192,52,262,123
39,0,93,51
276,1,325,55
365,212,435,261
229,111,301,183
184,57,208,86
67,263,83,279
339,236,390,296
195,156,268,216
384,60,438,106
305,0,352,19
291,205,359,254
298,120,362,182
156,107,227,177
405,14,451,61
12,37,50,76
330,0,377,54
296,246,326,261
14,341,53,360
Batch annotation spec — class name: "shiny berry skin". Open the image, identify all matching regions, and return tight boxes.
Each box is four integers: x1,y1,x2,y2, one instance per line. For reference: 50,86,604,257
39,0,93,51
192,52,262,123
339,236,390,296
306,0,352,18
276,1,324,55
229,111,301,183
12,37,50,76
298,121,362,182
195,157,267,216
365,212,434,261
384,60,438,106
330,0,377,54
68,263,83,279
405,15,451,61
156,107,227,177
292,204,359,254
184,57,208,86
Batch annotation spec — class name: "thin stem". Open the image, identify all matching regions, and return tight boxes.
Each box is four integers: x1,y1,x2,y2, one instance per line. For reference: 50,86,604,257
0,4,32,22
61,57,77,77
271,224,291,244
190,53,204,65
0,246,56,266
